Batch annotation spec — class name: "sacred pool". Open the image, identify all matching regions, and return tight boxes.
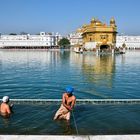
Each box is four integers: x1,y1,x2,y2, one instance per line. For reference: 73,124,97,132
0,49,140,135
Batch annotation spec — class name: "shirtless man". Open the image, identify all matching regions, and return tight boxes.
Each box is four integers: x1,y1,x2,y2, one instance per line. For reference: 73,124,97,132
54,86,76,121
0,96,13,117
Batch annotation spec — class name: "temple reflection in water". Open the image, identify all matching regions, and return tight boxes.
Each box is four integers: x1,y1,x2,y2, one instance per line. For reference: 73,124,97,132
71,53,115,88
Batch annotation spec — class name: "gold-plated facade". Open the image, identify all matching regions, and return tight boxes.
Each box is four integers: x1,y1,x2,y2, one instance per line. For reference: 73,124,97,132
81,17,117,50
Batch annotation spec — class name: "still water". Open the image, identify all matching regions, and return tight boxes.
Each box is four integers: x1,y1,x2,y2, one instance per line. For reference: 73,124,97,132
0,50,140,134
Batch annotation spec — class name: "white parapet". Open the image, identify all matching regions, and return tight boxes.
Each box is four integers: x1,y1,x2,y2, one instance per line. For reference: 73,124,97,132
0,135,140,140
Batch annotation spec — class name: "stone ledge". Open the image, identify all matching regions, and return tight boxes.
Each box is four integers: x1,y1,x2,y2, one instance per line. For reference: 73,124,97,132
0,135,140,140
89,135,140,140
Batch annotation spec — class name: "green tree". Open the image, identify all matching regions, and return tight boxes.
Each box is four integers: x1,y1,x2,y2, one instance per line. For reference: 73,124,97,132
58,38,70,48
9,33,17,35
20,32,28,35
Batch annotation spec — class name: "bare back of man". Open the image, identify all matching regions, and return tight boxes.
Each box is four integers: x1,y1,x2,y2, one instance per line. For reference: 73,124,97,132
0,102,11,117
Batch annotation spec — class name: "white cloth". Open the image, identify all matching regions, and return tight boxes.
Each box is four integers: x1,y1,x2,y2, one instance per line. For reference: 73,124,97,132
54,104,70,121
2,96,9,103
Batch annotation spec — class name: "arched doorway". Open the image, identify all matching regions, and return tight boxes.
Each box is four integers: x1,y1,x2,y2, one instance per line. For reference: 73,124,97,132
100,45,110,52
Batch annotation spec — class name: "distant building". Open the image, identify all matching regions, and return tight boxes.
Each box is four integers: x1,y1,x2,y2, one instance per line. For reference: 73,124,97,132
68,29,83,46
81,18,117,51
69,33,140,49
69,18,140,50
0,32,61,48
116,35,140,49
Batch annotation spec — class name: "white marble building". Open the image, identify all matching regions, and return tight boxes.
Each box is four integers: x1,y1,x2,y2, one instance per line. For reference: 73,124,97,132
0,32,61,48
116,35,140,49
68,32,83,46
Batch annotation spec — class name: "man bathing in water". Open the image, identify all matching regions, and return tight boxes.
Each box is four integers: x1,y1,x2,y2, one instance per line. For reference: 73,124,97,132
0,96,13,118
54,86,76,121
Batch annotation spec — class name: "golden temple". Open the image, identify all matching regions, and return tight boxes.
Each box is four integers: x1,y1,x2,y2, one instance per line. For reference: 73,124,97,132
78,17,117,51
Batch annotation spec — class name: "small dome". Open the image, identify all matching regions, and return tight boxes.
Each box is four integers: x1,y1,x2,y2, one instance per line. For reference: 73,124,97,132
77,28,82,32
91,18,96,23
110,17,115,24
95,21,102,26
82,24,87,28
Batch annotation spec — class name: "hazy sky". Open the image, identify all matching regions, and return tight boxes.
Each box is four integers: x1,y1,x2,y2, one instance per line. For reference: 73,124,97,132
0,0,140,35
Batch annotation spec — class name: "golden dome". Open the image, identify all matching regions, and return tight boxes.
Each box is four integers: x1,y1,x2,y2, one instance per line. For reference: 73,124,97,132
82,24,87,28
95,20,102,26
110,17,115,24
77,28,82,32
91,18,96,23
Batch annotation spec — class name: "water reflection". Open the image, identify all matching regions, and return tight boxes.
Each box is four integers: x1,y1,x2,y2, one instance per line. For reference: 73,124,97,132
0,50,140,99
72,53,115,87
0,115,10,128
0,50,60,65
84,55,115,87
55,120,74,135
